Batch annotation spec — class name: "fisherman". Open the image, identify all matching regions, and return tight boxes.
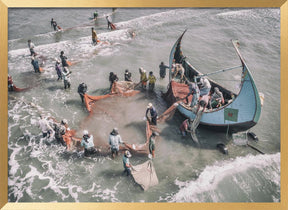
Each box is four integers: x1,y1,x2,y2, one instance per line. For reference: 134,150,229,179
55,59,62,80
106,16,113,30
108,128,123,158
38,115,54,139
109,72,119,92
93,11,98,20
146,103,158,125
8,75,14,91
91,27,98,45
53,119,68,146
62,67,72,89
173,63,185,83
185,81,200,107
27,40,36,56
139,67,148,89
159,61,169,79
60,51,69,67
81,130,98,157
196,94,210,113
179,118,192,137
210,87,224,108
198,77,211,96
149,132,157,158
122,150,132,176
124,69,132,82
51,18,58,31
77,83,88,103
31,56,40,73
148,71,156,91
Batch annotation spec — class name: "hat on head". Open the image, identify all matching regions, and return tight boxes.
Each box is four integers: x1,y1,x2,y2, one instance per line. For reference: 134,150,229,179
112,127,119,134
61,119,68,125
83,130,89,135
147,103,153,108
124,150,132,158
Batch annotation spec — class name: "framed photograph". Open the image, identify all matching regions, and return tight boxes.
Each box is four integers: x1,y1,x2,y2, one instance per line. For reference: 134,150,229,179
1,0,287,210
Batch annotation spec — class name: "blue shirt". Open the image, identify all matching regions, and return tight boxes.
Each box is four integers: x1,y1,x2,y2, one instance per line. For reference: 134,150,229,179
122,155,130,169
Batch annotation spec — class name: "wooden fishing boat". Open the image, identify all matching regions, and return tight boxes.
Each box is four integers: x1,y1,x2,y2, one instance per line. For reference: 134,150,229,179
163,30,262,133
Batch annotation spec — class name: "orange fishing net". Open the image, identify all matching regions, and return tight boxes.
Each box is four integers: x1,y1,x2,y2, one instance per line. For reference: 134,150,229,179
84,81,140,112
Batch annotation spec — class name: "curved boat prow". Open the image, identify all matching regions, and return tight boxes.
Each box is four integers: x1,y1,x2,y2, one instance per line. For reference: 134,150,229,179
169,29,187,81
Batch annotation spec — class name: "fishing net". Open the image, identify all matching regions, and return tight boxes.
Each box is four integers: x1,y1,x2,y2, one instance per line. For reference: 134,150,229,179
158,81,195,122
124,120,155,156
131,160,159,191
84,81,140,112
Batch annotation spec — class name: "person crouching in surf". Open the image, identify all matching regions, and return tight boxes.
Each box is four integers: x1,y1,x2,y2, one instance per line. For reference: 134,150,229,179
81,130,98,157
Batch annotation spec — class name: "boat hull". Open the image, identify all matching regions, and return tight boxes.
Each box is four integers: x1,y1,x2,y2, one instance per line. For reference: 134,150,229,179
165,31,262,133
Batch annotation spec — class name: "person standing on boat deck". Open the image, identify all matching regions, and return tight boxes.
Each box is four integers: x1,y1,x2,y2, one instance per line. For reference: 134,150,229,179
139,67,148,89
81,130,98,157
148,71,157,91
185,81,200,107
159,61,169,79
51,18,58,31
196,94,210,113
198,77,211,96
53,119,68,146
124,69,132,82
146,103,158,125
123,150,132,176
62,67,71,89
91,27,98,45
28,40,36,56
78,83,88,103
60,51,69,67
149,132,157,158
210,87,224,108
31,56,40,73
109,128,124,158
55,59,62,80
180,118,192,137
109,72,119,93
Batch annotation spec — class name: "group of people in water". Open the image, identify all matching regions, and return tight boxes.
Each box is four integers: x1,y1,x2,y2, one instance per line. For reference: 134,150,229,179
9,8,229,177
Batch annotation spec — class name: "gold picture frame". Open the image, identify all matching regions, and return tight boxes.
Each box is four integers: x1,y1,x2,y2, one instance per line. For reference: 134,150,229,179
0,0,287,209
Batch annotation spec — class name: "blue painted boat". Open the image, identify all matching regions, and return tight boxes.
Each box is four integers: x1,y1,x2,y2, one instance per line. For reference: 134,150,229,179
164,30,262,133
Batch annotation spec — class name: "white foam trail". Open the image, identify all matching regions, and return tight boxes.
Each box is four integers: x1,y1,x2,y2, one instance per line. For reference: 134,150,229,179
171,153,280,202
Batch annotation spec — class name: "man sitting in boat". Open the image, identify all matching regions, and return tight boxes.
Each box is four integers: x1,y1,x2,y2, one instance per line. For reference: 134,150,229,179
172,63,185,83
198,77,211,96
196,94,210,113
210,87,224,108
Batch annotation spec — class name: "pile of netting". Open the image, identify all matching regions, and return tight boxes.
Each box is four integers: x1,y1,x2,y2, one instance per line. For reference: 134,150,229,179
162,81,191,106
